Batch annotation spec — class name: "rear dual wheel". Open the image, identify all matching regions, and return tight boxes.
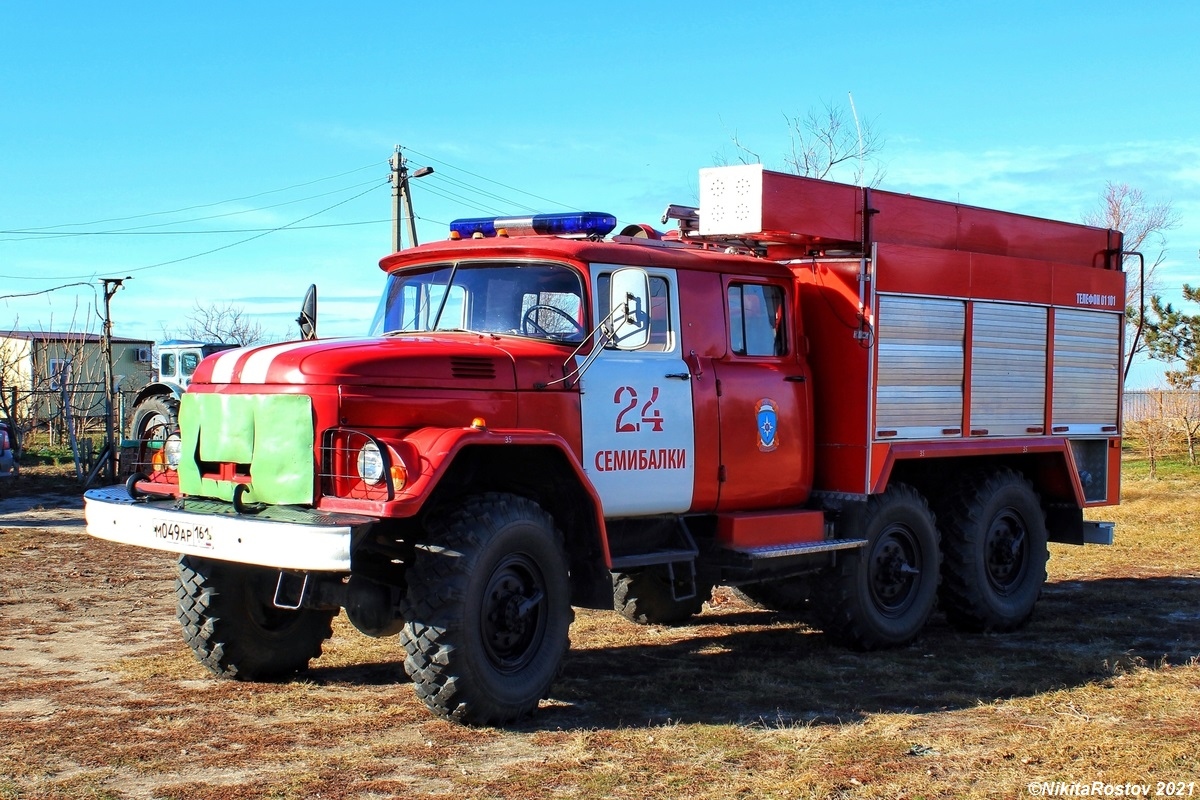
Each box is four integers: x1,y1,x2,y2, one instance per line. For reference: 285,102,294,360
818,484,940,650
937,468,1049,632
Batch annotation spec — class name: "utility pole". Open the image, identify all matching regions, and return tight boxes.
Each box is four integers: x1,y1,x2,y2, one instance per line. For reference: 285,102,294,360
389,145,434,252
98,277,128,483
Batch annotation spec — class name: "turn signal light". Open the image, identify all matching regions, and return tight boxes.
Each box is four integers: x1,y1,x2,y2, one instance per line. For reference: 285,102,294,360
390,463,407,491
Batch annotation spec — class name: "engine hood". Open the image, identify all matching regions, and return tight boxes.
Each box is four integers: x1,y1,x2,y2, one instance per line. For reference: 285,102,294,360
192,335,566,390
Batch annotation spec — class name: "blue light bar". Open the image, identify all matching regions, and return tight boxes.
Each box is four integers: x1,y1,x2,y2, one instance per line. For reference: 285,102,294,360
450,212,617,239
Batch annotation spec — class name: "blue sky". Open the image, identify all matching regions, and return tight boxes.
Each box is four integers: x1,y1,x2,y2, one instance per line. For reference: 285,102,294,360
2,1,1197,388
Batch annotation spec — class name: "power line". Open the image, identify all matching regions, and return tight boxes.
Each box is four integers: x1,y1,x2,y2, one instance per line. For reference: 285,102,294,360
0,148,607,284
426,172,542,214
0,181,389,281
11,161,386,233
0,218,391,237
0,281,96,302
416,181,513,217
0,177,386,242
403,147,582,211
116,181,390,277
7,150,587,246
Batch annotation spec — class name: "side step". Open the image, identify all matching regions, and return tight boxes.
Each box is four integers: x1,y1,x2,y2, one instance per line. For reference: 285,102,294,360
610,548,698,571
609,521,701,603
730,539,867,560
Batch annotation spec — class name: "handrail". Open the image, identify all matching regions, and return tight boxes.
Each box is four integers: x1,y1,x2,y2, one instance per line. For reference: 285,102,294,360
1123,250,1146,382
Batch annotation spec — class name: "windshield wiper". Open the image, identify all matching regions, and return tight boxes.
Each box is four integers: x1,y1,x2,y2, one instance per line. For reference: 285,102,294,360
429,261,460,331
383,327,495,339
439,327,496,338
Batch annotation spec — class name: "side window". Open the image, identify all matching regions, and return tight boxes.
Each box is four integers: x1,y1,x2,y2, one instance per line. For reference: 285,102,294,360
48,358,69,390
647,277,670,350
160,353,177,378
599,273,672,352
181,352,202,376
728,283,786,356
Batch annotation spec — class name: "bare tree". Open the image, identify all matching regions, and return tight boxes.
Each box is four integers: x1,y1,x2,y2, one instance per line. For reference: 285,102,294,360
169,301,266,347
782,100,886,187
0,330,29,453
719,98,886,187
1082,182,1180,361
2,304,109,451
1083,181,1179,302
1129,391,1170,478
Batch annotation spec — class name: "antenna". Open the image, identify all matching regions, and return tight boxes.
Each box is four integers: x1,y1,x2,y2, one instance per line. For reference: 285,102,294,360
848,91,865,188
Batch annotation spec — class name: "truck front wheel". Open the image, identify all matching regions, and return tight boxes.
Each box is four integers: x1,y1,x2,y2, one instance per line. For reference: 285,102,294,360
175,556,336,679
400,493,573,725
818,484,940,650
937,468,1049,632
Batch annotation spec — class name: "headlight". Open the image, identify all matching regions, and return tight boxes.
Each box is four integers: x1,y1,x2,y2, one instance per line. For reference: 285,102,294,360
356,441,385,485
151,433,183,473
164,433,182,471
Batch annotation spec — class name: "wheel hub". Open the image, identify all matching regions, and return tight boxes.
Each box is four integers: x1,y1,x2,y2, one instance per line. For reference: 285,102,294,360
870,527,920,614
985,511,1027,593
481,556,547,671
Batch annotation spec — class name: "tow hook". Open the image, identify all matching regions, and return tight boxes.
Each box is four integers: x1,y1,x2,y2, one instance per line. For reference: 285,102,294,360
232,483,265,515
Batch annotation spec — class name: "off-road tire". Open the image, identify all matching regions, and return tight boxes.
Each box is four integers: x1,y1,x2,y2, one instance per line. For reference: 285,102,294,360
175,556,336,680
131,394,179,441
817,484,940,650
400,493,573,725
613,569,711,625
936,468,1049,632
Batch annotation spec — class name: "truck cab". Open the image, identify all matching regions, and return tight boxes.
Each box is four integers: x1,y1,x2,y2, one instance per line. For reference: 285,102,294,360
157,339,237,392
126,339,239,442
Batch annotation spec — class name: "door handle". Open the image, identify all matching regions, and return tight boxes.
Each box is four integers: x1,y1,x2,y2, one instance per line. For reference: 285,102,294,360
687,349,704,379
784,375,806,382
665,372,692,380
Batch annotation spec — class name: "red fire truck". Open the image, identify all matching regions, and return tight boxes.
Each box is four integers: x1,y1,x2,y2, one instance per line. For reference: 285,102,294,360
84,164,1126,725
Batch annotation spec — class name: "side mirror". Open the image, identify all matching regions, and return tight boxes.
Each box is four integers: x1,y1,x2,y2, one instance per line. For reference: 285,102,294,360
298,284,318,340
609,268,650,350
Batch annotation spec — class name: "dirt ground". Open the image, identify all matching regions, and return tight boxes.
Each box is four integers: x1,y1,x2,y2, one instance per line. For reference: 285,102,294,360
3,487,1200,799
0,493,466,800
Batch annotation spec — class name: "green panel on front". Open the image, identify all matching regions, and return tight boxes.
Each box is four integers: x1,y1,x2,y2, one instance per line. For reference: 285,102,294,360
197,394,255,463
178,393,315,505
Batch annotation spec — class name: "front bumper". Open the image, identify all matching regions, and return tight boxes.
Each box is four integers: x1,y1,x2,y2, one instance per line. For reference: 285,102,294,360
84,485,377,572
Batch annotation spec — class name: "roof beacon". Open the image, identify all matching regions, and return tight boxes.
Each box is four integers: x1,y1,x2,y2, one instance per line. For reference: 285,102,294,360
450,212,616,240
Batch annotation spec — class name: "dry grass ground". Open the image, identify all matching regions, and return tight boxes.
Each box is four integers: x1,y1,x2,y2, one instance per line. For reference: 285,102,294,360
1,456,1198,799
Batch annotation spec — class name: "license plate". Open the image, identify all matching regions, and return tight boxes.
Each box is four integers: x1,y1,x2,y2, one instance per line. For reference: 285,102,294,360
151,518,213,550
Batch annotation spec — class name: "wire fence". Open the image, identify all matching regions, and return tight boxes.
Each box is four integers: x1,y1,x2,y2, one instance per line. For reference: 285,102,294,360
1123,390,1200,423
6,385,142,446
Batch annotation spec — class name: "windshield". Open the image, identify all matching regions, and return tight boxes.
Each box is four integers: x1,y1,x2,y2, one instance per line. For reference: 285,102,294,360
368,261,586,342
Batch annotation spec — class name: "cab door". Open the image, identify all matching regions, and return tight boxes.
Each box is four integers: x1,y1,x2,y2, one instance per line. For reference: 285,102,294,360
579,265,696,517
710,280,811,510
